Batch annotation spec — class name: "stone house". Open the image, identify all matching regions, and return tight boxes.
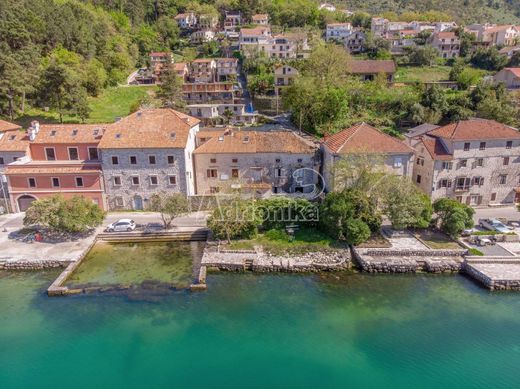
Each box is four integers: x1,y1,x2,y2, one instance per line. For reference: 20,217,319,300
175,12,197,29
192,129,320,196
197,14,218,30
4,122,107,211
239,26,272,52
321,123,415,192
274,64,299,95
0,120,26,206
428,31,460,58
482,25,520,46
494,68,520,89
224,11,242,30
350,60,396,82
251,14,269,25
262,33,310,59
344,30,366,54
215,58,239,82
190,29,216,43
189,59,216,83
326,23,353,42
411,119,520,206
149,52,173,68
97,109,200,210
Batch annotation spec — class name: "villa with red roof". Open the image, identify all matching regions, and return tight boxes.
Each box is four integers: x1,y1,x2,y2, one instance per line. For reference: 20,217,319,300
321,123,414,192
411,119,520,206
4,122,108,212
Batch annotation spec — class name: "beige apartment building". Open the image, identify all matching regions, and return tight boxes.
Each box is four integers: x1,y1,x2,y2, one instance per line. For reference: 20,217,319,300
412,119,520,206
193,129,319,196
321,123,415,192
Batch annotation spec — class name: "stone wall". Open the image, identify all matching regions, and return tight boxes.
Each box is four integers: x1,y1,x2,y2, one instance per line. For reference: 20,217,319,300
0,260,70,270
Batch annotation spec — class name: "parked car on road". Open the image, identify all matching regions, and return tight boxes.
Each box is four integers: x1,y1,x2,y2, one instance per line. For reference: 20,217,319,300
105,219,136,232
478,218,513,234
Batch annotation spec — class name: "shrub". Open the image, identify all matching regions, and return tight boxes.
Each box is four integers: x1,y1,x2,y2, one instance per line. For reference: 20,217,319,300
264,229,290,241
433,198,474,237
343,218,371,245
207,200,260,242
258,197,318,230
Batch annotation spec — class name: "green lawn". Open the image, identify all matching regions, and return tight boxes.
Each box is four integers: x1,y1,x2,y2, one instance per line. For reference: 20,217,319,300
395,65,452,83
226,228,347,255
14,85,157,127
416,230,461,249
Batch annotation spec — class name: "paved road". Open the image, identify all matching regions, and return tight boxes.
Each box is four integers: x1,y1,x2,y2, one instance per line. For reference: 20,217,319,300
472,206,520,224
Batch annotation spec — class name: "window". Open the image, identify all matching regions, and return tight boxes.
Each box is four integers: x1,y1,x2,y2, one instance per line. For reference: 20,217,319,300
504,157,510,165
393,157,402,168
438,179,452,188
68,147,79,160
131,176,140,185
149,155,156,165
111,156,119,165
416,174,422,184
232,158,238,163
459,160,467,168
456,177,470,190
209,187,220,194
130,156,137,165
167,155,175,164
479,142,486,150
150,176,158,185
464,142,470,151
45,148,56,161
506,141,513,149
275,158,281,163
168,175,177,185
297,158,303,163
491,193,497,201
499,174,507,185
473,177,484,186
476,158,484,167
115,197,124,207
88,148,99,161
0,157,4,165
207,169,217,178
28,178,36,188
113,176,122,186
210,158,217,164
75,177,84,187
416,157,424,166
442,161,453,170
275,168,282,177
232,168,239,178
52,177,60,187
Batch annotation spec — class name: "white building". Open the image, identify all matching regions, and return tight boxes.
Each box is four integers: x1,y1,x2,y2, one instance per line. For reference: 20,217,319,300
326,23,353,42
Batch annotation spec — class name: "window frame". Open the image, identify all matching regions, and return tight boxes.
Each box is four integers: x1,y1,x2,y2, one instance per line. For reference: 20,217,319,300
75,177,84,187
27,177,36,188
68,147,79,161
45,147,56,161
51,177,60,188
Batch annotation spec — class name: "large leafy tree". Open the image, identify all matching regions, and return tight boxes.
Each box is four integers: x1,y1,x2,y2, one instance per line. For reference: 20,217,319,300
148,192,190,229
24,195,105,233
433,198,474,237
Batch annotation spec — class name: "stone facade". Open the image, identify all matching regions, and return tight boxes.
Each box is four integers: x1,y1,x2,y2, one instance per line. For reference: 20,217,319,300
413,137,520,206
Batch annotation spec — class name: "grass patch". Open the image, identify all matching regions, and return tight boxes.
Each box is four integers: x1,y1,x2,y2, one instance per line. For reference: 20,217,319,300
395,65,452,83
225,228,347,255
468,248,485,256
14,85,157,126
416,229,461,249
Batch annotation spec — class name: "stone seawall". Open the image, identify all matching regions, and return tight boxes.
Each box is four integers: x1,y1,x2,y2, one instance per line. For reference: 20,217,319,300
0,260,70,270
352,247,464,273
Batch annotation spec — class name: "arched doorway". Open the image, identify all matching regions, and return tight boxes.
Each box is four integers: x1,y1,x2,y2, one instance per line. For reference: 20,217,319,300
17,195,37,212
133,195,143,210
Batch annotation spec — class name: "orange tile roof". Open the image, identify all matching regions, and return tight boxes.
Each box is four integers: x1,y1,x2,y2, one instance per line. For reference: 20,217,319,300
427,119,520,141
323,123,413,154
98,109,199,149
0,119,21,132
33,124,108,144
192,58,215,63
436,31,457,39
419,135,452,161
5,164,102,175
505,68,520,77
240,27,270,35
0,130,29,152
350,60,396,74
194,131,317,154
252,14,268,20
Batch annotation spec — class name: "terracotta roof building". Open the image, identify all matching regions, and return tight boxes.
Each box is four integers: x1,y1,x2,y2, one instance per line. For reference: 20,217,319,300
494,67,520,89
0,119,21,132
411,119,520,206
193,129,319,196
321,123,414,191
350,60,396,81
99,109,201,210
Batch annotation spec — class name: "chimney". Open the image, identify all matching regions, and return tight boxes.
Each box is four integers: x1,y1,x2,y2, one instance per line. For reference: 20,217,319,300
31,121,40,134
29,128,36,142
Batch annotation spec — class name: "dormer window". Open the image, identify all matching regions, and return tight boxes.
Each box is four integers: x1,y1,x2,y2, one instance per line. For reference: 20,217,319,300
72,129,78,136
115,133,121,139
170,132,176,139
50,130,56,136
243,136,249,143
93,129,99,136
9,135,15,141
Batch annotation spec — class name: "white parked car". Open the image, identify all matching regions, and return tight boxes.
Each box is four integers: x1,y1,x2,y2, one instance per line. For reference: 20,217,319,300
478,218,513,234
105,219,136,232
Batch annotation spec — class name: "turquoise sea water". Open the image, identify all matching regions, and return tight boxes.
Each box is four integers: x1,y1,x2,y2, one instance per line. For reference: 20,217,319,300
1,270,520,389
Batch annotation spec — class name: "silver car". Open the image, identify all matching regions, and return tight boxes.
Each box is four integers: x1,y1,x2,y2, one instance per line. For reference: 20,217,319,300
105,219,136,232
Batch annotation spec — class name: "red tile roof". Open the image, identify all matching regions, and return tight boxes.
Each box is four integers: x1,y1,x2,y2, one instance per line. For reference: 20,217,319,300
0,119,21,132
504,68,520,78
33,124,107,144
350,60,396,74
427,119,520,141
0,130,29,152
419,135,452,161
98,109,199,149
323,123,413,154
